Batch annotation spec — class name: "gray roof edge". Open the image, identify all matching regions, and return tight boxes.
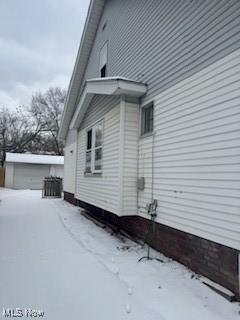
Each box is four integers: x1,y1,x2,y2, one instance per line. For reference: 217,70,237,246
58,0,105,141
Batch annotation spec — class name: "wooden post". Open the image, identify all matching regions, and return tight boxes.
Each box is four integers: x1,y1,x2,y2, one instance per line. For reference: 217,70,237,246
0,168,5,187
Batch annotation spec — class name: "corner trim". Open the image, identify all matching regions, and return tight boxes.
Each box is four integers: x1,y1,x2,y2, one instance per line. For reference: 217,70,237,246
238,253,240,296
118,95,125,215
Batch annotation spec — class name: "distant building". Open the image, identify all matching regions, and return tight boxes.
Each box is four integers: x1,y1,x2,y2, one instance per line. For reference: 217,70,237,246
5,153,64,189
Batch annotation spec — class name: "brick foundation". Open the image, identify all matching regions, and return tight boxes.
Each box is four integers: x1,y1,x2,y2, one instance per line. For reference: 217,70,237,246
64,191,78,205
64,191,239,299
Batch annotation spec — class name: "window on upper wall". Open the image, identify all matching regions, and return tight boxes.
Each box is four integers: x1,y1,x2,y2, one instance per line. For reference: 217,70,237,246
100,65,106,78
85,122,103,174
141,102,154,136
102,21,107,31
99,42,108,78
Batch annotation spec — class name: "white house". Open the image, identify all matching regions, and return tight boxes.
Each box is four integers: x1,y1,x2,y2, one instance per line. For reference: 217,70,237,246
59,0,240,299
5,153,64,190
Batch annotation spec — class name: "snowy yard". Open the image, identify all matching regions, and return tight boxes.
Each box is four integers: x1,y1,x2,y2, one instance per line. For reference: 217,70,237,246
0,189,239,320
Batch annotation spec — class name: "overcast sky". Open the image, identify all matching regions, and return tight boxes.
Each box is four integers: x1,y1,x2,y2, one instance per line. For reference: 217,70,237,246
0,0,90,110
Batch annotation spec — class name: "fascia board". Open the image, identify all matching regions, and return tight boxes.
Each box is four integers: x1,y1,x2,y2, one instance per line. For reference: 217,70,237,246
58,0,105,141
70,79,147,130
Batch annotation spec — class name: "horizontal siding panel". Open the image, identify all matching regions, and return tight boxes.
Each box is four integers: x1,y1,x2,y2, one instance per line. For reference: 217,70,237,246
153,148,240,162
156,200,240,224
154,172,240,181
150,156,240,167
139,50,240,250
152,49,240,104
144,189,240,216
154,143,240,158
155,77,240,116
154,188,240,208
157,207,240,234
155,112,240,139
155,131,240,152
155,101,240,132
156,88,240,124
142,164,240,173
154,124,240,148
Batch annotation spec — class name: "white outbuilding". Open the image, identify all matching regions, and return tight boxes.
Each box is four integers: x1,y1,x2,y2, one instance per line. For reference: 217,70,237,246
5,153,64,190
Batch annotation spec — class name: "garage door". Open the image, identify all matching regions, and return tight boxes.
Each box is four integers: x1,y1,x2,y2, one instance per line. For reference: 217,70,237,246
13,163,50,190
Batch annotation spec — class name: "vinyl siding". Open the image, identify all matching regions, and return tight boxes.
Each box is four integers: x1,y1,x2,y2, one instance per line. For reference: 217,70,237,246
5,163,14,188
67,0,240,250
138,49,240,251
75,95,121,214
122,102,139,215
80,95,120,130
78,0,240,104
63,130,77,193
138,135,154,215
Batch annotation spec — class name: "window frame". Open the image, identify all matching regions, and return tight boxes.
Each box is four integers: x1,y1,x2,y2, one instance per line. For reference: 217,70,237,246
140,102,154,137
85,121,103,175
99,41,108,78
85,129,92,173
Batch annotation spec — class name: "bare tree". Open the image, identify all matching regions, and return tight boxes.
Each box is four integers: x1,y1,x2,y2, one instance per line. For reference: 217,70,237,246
0,87,66,166
29,87,66,155
0,107,42,166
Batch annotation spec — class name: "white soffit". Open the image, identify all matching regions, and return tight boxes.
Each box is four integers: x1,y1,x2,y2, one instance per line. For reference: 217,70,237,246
70,77,147,130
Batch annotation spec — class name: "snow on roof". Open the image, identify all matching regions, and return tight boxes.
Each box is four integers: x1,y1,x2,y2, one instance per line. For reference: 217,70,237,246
87,76,136,82
6,153,64,165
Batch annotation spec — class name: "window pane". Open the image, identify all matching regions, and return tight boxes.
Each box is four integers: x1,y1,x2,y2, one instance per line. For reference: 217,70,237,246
149,106,153,132
94,148,102,171
144,108,149,133
85,151,91,173
87,129,92,150
100,65,106,78
95,124,103,147
145,107,151,132
100,42,108,69
141,108,145,135
141,103,153,135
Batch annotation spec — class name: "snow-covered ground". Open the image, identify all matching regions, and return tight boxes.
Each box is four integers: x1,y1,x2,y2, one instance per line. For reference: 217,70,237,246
0,188,239,320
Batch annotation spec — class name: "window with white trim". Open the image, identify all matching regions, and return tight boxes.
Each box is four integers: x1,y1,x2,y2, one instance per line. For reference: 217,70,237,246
141,102,154,136
85,122,103,173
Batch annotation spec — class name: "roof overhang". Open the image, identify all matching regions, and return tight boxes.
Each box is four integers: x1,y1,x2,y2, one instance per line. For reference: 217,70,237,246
5,153,64,165
69,77,147,130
